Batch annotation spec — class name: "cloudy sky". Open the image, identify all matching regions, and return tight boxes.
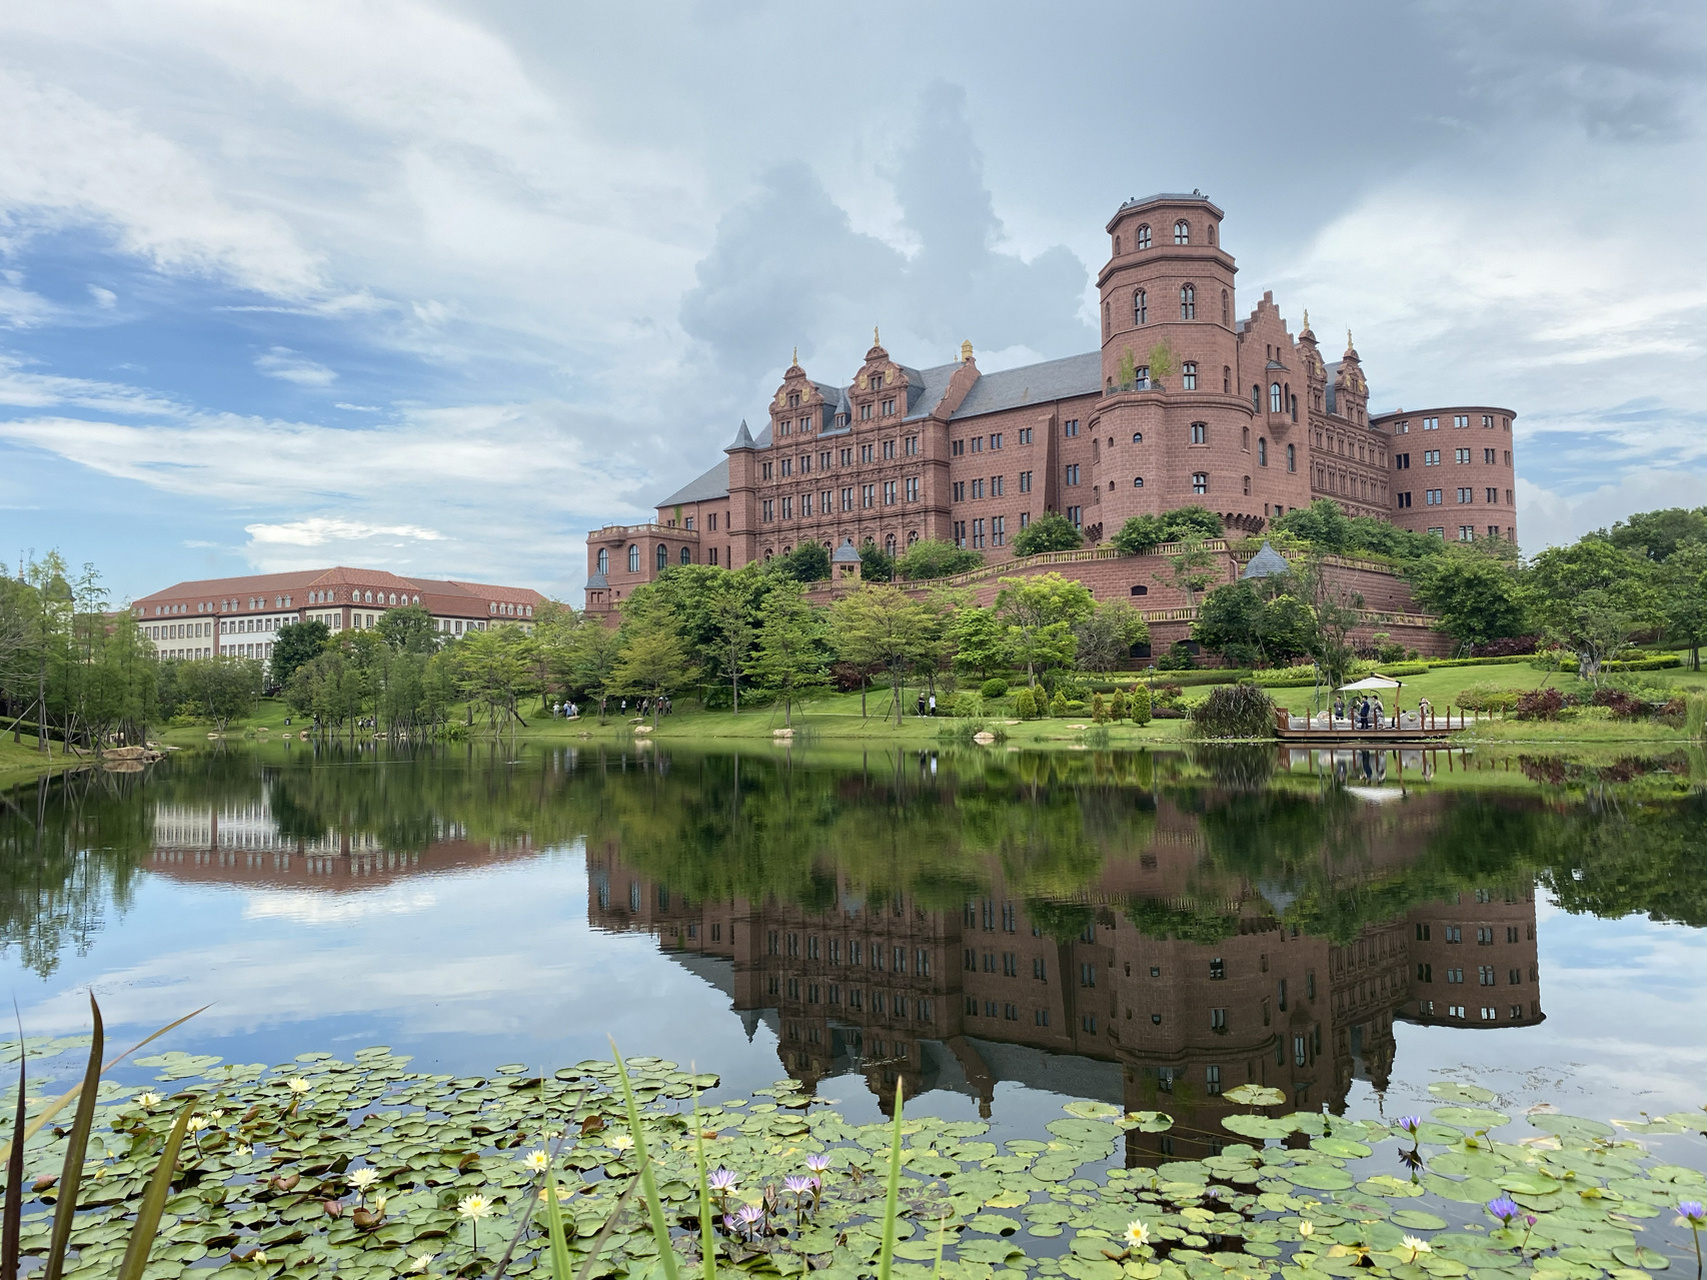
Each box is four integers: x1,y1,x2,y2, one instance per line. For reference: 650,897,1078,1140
0,0,1702,602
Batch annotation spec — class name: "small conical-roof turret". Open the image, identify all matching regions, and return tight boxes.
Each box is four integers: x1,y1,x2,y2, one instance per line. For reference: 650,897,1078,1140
724,419,756,452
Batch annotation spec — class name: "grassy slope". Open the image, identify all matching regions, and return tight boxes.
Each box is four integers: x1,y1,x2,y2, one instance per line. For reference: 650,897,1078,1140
0,735,90,784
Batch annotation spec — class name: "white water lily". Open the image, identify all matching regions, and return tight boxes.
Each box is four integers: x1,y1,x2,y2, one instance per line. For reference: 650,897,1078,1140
407,1252,435,1273
135,1091,161,1109
185,1115,210,1134
234,1144,253,1160
286,1077,311,1094
1402,1235,1432,1259
457,1193,493,1220
347,1168,380,1191
522,1149,552,1171
1298,1220,1315,1238
607,1134,635,1152
1124,1220,1151,1249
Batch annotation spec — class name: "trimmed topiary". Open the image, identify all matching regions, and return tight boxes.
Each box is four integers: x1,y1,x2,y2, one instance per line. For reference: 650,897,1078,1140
980,677,1010,699
1011,687,1035,719
1129,683,1153,726
1050,691,1068,717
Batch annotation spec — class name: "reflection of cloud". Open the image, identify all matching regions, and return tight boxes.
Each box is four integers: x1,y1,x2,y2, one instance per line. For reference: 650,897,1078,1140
241,888,440,925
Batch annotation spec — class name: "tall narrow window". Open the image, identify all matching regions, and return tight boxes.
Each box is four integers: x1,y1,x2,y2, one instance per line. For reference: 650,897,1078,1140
1182,361,1197,389
1191,422,1207,445
1180,284,1195,319
1270,382,1282,412
596,548,609,574
1221,289,1229,324
1286,443,1296,472
628,545,640,572
1137,224,1151,249
1174,220,1189,244
1258,438,1268,466
1133,289,1147,325
1192,472,1208,494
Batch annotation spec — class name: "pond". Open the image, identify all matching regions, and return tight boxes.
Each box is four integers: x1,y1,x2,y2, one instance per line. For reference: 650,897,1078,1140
4,740,1704,1149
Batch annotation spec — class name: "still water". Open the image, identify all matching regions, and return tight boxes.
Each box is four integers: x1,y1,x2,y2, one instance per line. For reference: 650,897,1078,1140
3,742,1704,1144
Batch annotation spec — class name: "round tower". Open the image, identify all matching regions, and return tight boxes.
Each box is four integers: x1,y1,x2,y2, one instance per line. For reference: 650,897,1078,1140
1091,193,1255,535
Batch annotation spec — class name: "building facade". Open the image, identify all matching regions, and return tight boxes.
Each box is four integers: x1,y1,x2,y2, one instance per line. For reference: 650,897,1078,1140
586,194,1516,612
132,566,545,666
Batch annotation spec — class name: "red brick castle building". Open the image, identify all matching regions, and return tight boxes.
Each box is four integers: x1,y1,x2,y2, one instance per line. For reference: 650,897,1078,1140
586,194,1515,611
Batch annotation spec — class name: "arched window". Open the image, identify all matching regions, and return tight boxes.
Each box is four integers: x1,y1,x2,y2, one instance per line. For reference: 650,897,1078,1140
1252,384,1261,411
1132,431,1143,442
1180,284,1195,319
1242,425,1250,450
1114,234,1121,255
1287,444,1296,473
1174,220,1189,245
1133,476,1144,487
1223,365,1231,394
907,530,919,545
679,546,691,565
1258,438,1268,466
597,548,608,574
1103,300,1110,336
1270,382,1283,412
1208,223,1216,246
1243,475,1252,496
884,534,897,556
1137,224,1152,250
1221,289,1229,325
656,544,668,571
628,545,640,573
1108,480,1115,491
1134,289,1147,324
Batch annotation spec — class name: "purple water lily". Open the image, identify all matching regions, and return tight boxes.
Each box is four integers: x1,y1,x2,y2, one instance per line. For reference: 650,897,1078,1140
708,1169,738,1192
1487,1197,1520,1226
804,1153,831,1174
1678,1203,1705,1280
1397,1115,1422,1136
735,1202,765,1239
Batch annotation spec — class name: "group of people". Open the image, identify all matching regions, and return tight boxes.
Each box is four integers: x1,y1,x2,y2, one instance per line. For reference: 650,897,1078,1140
1328,693,1434,731
550,701,581,719
619,696,672,719
1333,694,1388,730
914,692,939,717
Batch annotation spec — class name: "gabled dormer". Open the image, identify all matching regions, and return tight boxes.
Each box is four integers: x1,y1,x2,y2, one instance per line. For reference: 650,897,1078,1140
770,351,837,443
850,330,923,426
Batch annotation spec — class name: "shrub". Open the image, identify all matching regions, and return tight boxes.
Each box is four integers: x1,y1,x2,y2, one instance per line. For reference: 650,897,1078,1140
1514,688,1565,721
1129,684,1151,725
1604,654,1684,672
980,677,1010,699
952,691,985,718
1156,641,1197,671
1050,691,1069,717
1456,683,1525,714
1189,684,1278,739
1110,688,1128,720
1092,693,1109,723
1011,687,1035,719
1064,699,1087,713
1470,635,1540,657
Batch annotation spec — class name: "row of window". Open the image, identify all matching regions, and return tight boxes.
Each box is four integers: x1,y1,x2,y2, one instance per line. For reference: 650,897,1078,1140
1419,1002,1531,1021
1397,448,1509,468
1392,414,1509,433
951,474,1022,500
1416,963,1532,985
765,931,933,973
1416,923,1532,942
760,437,920,479
953,516,1010,548
771,979,934,1021
1112,218,1210,255
1401,487,1514,508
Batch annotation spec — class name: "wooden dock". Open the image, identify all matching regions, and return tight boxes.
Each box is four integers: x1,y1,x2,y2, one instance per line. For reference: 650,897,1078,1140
1273,707,1472,744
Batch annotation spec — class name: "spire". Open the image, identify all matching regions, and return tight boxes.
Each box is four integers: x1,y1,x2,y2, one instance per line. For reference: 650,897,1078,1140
724,419,757,452
960,338,974,362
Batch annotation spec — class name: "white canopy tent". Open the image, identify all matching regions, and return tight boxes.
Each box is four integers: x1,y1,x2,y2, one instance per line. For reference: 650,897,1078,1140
1337,675,1403,692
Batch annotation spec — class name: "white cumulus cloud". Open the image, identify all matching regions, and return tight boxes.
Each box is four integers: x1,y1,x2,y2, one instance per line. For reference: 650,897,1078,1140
244,516,443,547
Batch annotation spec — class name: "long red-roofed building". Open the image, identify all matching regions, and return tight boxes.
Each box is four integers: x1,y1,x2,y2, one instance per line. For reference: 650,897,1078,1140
130,566,547,663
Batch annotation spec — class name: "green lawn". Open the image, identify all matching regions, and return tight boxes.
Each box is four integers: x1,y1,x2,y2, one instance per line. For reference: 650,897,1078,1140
0,735,89,785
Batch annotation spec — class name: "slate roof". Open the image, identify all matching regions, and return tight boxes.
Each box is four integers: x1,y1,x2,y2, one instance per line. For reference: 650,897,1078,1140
585,569,609,589
1241,541,1292,580
1324,361,1342,415
656,422,774,507
950,351,1102,419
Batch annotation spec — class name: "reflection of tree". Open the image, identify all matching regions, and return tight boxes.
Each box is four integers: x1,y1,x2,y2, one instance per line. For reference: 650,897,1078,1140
1534,791,1707,926
0,770,155,976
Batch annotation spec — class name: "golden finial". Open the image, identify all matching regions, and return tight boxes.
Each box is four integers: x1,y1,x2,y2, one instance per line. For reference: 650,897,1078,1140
960,338,973,362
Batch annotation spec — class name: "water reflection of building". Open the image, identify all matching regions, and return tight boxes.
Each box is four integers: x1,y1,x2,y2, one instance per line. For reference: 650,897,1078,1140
148,801,535,889
585,801,1543,1147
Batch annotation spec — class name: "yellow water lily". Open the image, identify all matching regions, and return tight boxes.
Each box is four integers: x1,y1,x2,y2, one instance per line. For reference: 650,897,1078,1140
1298,1220,1315,1238
287,1077,311,1094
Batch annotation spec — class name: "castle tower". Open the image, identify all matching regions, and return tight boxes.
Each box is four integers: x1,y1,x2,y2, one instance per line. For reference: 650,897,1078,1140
1092,193,1256,534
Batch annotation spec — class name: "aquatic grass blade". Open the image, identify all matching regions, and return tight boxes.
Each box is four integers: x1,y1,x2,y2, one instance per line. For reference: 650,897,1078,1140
877,1078,904,1280
543,1176,574,1280
692,1091,716,1280
610,1041,682,1280
572,1166,645,1280
0,1003,209,1165
2,1048,24,1280
115,1100,195,1280
44,994,104,1280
